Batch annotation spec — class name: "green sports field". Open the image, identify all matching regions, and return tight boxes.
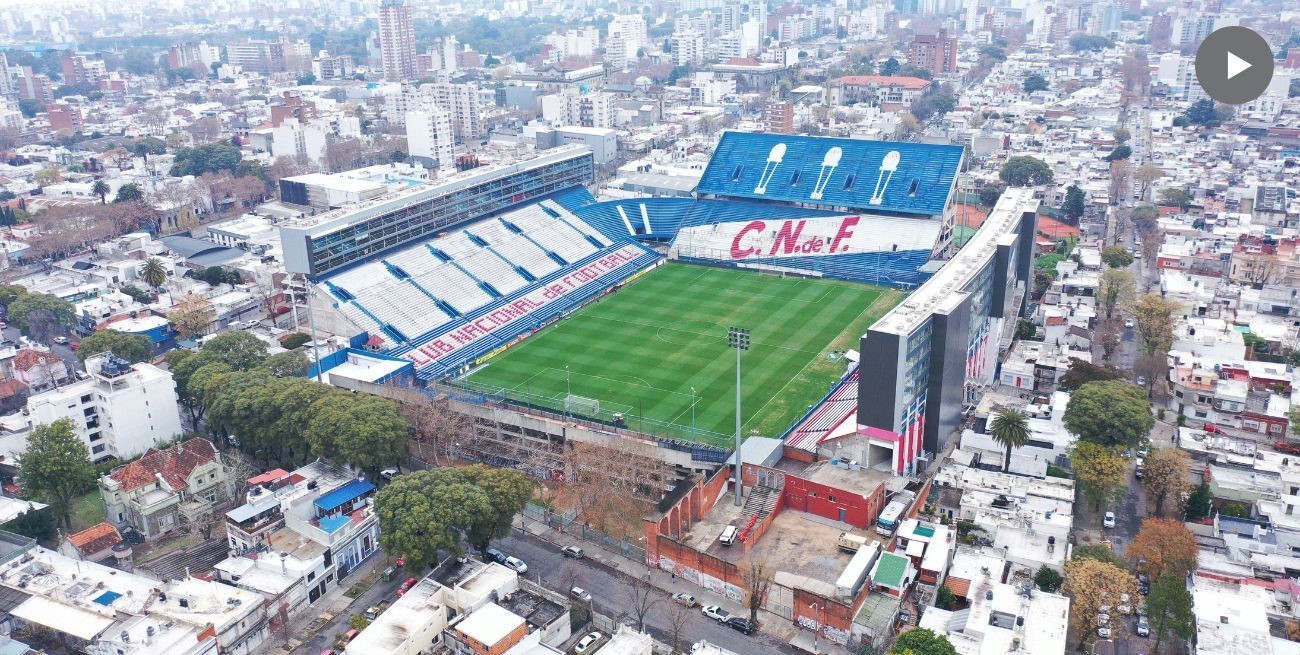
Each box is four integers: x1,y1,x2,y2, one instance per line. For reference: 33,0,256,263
463,263,902,446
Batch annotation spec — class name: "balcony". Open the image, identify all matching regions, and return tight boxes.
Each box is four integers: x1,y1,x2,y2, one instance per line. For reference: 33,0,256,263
130,488,180,515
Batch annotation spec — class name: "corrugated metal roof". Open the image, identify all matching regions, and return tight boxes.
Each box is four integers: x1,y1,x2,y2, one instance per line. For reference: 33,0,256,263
314,479,375,513
872,551,910,588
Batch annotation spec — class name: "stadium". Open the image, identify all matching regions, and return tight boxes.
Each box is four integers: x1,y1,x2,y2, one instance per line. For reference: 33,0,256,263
290,132,1038,477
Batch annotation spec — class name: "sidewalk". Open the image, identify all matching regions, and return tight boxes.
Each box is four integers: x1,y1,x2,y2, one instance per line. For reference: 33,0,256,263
514,516,856,655
256,551,391,655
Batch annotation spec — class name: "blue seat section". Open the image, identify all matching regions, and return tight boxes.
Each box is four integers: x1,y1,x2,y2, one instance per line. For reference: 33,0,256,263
696,131,963,216
701,249,934,288
547,187,598,212
572,197,839,242
388,242,660,379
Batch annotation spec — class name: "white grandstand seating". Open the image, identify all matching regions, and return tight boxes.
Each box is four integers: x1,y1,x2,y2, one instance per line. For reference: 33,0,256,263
456,248,529,294
492,235,562,277
321,200,637,347
537,200,609,246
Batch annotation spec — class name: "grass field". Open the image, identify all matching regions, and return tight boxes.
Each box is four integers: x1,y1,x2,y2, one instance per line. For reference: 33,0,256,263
465,263,902,446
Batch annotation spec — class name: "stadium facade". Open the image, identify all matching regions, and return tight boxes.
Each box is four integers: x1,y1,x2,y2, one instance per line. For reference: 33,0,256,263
294,131,1033,479
857,187,1039,476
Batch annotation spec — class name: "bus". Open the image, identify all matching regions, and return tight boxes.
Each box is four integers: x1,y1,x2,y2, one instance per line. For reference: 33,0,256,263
875,491,915,536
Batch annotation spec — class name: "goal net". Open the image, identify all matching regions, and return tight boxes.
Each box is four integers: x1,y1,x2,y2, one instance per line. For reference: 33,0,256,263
564,394,600,417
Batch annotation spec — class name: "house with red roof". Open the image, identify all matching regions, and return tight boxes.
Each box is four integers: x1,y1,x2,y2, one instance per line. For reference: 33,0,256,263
99,438,230,539
11,348,69,391
59,521,123,562
828,75,932,111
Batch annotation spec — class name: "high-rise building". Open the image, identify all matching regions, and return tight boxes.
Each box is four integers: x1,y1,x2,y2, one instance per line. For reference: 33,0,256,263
607,14,648,62
672,29,706,66
427,81,483,140
407,101,455,169
169,41,221,73
1170,11,1215,46
908,28,958,75
378,0,418,82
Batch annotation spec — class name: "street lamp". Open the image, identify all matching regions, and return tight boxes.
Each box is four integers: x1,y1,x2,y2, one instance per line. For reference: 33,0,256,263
727,326,749,506
810,602,824,654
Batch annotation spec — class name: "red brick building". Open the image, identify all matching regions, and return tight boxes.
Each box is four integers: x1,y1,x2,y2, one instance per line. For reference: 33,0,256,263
908,29,958,76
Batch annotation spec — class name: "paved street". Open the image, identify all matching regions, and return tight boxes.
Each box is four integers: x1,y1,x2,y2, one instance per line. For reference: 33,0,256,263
501,529,800,654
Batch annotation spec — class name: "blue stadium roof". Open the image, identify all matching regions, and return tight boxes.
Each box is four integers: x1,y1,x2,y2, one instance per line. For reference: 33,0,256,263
696,132,963,216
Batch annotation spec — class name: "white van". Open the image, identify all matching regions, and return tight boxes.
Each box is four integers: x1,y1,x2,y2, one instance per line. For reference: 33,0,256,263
719,525,738,546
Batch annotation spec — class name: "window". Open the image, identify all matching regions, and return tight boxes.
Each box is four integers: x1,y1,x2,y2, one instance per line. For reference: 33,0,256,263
92,445,106,454
308,571,316,582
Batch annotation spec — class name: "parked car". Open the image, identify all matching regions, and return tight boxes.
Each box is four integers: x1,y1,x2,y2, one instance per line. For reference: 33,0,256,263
52,336,68,345
725,616,757,635
1138,574,1151,595
1137,615,1150,637
570,587,592,602
379,469,399,481
701,605,730,622
672,592,697,608
1124,319,1134,329
484,548,507,564
561,546,585,559
1097,626,1113,639
1135,375,1147,387
503,556,528,574
397,577,417,596
1103,512,1116,528
575,632,603,655
1275,442,1300,456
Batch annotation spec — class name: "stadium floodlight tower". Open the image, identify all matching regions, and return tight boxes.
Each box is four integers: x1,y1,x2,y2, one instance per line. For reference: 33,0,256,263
727,326,749,506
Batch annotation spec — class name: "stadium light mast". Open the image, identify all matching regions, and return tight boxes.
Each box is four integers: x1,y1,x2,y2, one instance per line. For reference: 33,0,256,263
565,364,571,421
727,326,749,506
305,279,323,384
690,386,697,445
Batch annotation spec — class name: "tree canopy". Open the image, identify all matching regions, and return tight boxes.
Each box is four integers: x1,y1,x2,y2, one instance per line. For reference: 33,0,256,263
1143,448,1191,517
1127,518,1198,580
374,467,534,570
989,408,1029,472
1070,441,1129,510
1023,73,1049,93
1063,557,1138,641
1146,573,1194,651
113,183,144,203
1098,268,1135,319
1131,293,1180,357
75,329,153,364
1181,99,1232,128
1064,380,1153,448
305,392,408,481
890,628,956,655
999,156,1054,187
1101,245,1134,269
169,143,243,177
1060,357,1125,390
18,419,97,528
1069,34,1114,52
7,293,75,338
1061,184,1086,221
1158,187,1192,210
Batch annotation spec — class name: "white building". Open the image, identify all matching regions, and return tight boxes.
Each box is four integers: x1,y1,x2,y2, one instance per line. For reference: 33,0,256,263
672,30,706,67
3,353,183,464
407,103,455,169
426,82,484,141
607,15,648,62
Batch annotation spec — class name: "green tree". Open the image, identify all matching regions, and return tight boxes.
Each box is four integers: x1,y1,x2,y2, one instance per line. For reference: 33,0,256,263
978,186,1002,207
1069,34,1114,52
18,419,97,528
890,628,956,655
1060,357,1125,390
1131,204,1160,231
204,369,275,452
259,349,309,378
999,156,1054,187
297,73,317,85
1034,565,1063,592
8,293,75,337
140,257,168,290
880,57,900,76
373,469,492,570
119,285,152,304
1070,441,1128,510
305,392,407,480
1182,99,1230,127
113,182,144,203
133,136,167,161
1131,294,1180,357
18,99,44,118
1062,184,1086,221
1064,380,1153,448
1072,543,1130,571
1098,268,1135,319
1146,573,1194,653
1023,73,1049,93
196,266,240,287
935,584,957,609
200,331,269,370
169,143,243,177
265,378,333,465
0,285,26,307
989,408,1029,472
1158,187,1192,210
281,332,311,350
1101,245,1134,269
459,464,535,550
1183,483,1213,520
75,329,153,364
1103,144,1132,162
90,179,110,204
1113,127,1131,144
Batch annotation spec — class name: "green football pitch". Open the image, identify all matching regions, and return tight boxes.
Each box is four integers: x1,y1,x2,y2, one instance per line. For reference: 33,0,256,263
463,263,902,447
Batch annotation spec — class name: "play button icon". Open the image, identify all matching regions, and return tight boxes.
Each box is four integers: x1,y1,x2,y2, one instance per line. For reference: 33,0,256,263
1195,26,1274,105
1226,52,1250,80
